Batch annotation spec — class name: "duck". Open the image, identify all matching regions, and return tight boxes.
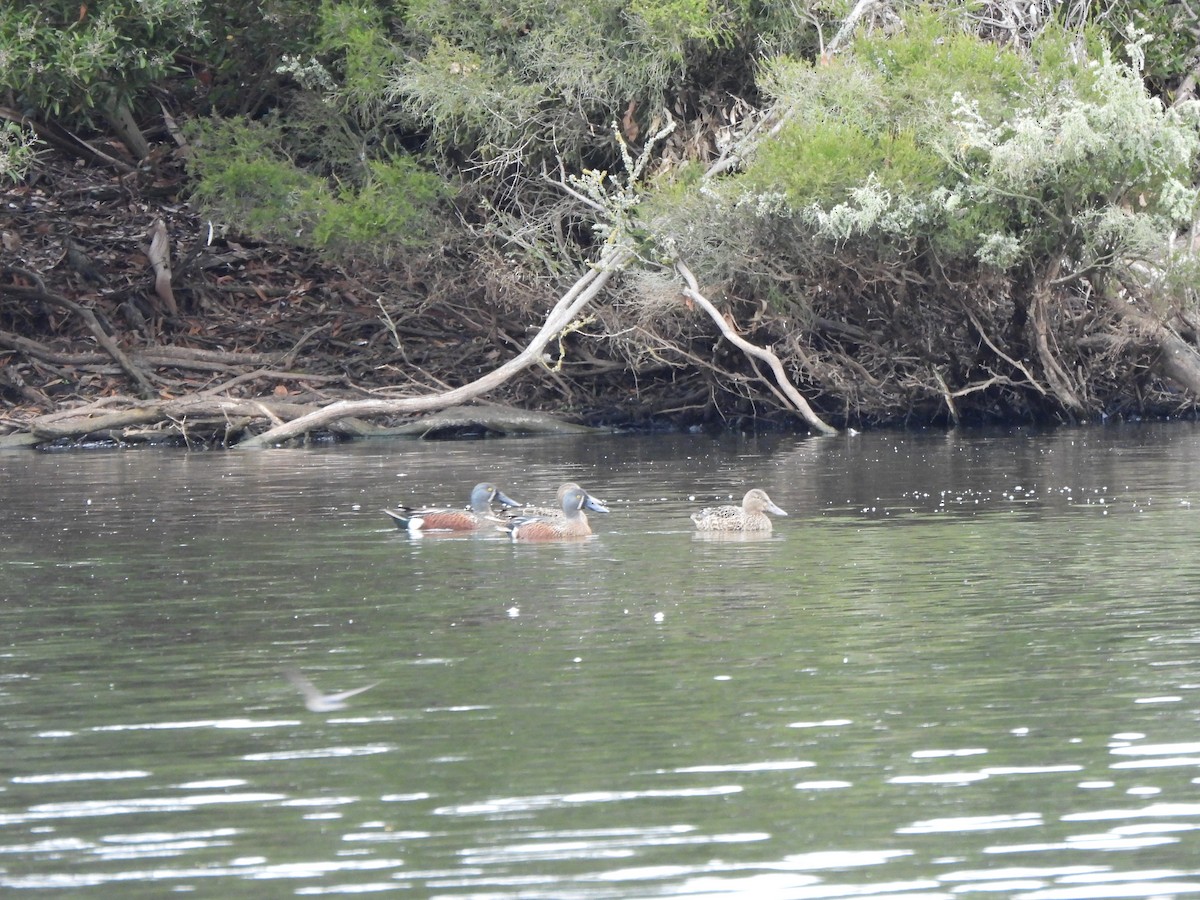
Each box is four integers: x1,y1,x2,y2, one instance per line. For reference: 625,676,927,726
690,488,787,533
383,482,520,532
505,481,586,518
503,483,609,541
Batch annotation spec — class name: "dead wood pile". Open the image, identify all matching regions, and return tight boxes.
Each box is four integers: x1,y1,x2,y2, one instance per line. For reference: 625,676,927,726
0,151,669,448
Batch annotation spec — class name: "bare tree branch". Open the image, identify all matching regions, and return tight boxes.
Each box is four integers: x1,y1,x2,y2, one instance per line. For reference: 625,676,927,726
234,247,634,448
0,279,157,398
674,260,836,435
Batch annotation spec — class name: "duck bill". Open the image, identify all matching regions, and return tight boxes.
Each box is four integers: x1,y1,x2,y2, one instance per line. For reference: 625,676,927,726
583,494,610,514
495,489,522,508
767,502,788,516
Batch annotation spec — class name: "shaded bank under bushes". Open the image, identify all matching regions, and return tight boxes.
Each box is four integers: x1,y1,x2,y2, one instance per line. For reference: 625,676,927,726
2,151,1200,450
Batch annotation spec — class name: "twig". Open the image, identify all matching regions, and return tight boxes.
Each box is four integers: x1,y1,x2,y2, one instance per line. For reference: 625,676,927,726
0,277,157,398
933,369,958,424
963,307,1047,395
675,261,836,434
951,375,1016,398
253,401,286,426
193,369,341,398
375,298,402,349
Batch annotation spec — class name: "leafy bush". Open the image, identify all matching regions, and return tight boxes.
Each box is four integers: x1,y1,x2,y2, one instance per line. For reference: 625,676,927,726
855,7,1032,121
184,117,323,242
311,157,450,261
185,116,448,262
0,1,205,121
720,9,1199,278
307,1,401,133
0,122,37,183
0,1,321,141
383,0,828,166
1093,0,1200,100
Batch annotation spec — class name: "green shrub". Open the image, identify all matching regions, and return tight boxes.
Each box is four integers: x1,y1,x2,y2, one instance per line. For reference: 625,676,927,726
627,0,742,58
311,1,401,131
0,122,38,184
386,0,822,167
185,115,448,262
725,8,1199,276
0,2,204,121
184,117,322,242
855,7,1030,122
1092,0,1200,100
312,158,450,261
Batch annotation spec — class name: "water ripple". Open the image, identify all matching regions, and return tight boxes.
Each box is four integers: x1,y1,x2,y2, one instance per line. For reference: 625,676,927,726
986,834,1180,854
671,761,814,774
888,763,1083,788
11,770,149,784
982,766,1084,776
898,813,1043,834
1110,756,1200,769
434,785,742,817
242,743,395,761
888,772,990,786
459,830,770,867
92,718,298,732
0,857,406,890
1012,872,1200,899
661,872,940,899
1111,741,1200,756
1061,803,1200,822
0,792,287,826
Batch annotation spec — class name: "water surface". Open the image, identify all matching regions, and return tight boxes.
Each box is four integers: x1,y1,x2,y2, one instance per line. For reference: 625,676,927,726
2,425,1200,897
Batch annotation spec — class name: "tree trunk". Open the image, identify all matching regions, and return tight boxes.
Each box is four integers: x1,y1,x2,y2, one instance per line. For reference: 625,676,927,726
1112,298,1200,397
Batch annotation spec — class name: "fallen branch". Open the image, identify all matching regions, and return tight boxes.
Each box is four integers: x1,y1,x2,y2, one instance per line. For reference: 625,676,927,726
0,106,137,173
963,307,1047,396
0,279,157,398
675,260,836,435
232,246,634,448
0,327,325,374
387,403,598,436
1109,286,1200,397
0,396,311,447
827,0,878,55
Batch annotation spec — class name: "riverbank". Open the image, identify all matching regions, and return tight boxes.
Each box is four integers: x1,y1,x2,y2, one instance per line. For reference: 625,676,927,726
3,145,1200,450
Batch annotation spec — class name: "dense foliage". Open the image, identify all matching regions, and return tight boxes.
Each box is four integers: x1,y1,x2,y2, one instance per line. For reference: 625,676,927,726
682,14,1198,277
3,0,1200,433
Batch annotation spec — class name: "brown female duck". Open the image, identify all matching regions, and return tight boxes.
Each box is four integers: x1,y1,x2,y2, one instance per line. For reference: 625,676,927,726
690,488,787,533
506,482,585,518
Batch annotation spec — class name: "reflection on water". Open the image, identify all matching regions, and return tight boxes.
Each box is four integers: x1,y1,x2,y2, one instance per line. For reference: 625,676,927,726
2,424,1200,896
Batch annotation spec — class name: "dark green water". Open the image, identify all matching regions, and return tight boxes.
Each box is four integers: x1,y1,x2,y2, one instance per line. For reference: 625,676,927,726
2,425,1200,897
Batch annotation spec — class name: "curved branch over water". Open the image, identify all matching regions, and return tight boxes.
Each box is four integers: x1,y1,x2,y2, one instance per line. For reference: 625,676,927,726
234,248,633,448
